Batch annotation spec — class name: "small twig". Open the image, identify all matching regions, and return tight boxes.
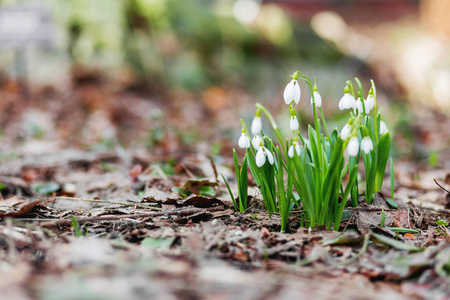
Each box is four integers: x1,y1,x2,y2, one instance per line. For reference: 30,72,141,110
347,207,393,212
210,159,218,182
434,178,450,193
342,211,355,232
181,163,196,179
39,205,225,228
54,197,161,210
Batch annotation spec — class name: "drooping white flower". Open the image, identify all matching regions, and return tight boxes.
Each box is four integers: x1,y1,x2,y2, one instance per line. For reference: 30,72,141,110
255,147,265,167
283,79,301,105
294,143,301,155
347,136,360,157
238,132,250,148
266,148,274,165
251,116,262,135
255,146,274,167
339,86,357,111
339,93,357,110
365,94,375,113
380,121,388,136
356,99,364,113
288,142,301,158
252,135,262,149
310,90,322,108
340,123,352,140
360,136,373,154
290,115,299,131
288,145,294,158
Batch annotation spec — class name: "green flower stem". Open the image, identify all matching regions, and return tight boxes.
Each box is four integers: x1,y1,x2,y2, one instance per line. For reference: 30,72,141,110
240,119,249,136
354,77,367,116
255,103,287,159
319,107,331,141
370,79,378,141
296,72,324,207
346,80,355,98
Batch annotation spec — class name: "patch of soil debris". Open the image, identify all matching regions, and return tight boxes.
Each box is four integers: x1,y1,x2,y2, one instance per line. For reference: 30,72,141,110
0,79,449,299
0,147,449,300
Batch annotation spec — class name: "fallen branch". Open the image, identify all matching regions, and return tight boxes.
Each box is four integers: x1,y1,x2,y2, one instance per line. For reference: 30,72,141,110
39,205,225,228
54,196,161,210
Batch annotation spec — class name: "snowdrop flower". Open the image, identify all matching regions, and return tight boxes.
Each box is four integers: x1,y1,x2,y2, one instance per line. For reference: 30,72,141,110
340,123,352,140
365,91,375,113
288,141,301,158
251,110,262,135
356,99,364,113
290,115,299,131
339,85,357,110
289,108,299,131
238,130,250,148
380,121,388,135
283,77,301,105
347,136,360,157
255,146,274,167
360,136,373,154
252,135,262,149
310,88,322,108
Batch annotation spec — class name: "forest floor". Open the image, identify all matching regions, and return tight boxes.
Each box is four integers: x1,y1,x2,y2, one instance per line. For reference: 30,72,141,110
0,76,449,300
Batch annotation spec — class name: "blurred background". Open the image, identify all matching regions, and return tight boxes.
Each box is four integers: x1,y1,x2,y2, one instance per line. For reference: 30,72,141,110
0,0,449,168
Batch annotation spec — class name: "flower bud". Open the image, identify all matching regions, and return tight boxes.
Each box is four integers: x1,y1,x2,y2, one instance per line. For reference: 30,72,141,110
340,123,352,140
251,110,262,135
360,136,373,154
380,121,388,136
283,79,301,105
238,130,250,148
347,136,360,156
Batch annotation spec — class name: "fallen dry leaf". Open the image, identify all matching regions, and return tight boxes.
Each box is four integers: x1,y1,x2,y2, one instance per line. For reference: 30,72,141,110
0,199,41,218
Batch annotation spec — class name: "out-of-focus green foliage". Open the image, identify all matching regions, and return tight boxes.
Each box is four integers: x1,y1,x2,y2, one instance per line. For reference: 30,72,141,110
3,0,344,93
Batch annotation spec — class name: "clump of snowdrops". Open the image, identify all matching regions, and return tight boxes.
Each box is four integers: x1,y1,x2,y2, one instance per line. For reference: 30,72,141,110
222,71,392,232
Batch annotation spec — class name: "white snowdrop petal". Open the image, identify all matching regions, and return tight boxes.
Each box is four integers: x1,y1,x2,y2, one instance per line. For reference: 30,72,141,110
363,99,371,113
347,137,360,157
338,95,346,110
312,91,322,107
288,145,294,158
366,95,375,112
356,99,363,113
339,93,356,110
380,121,388,135
290,116,299,131
251,116,262,135
293,80,301,104
342,94,351,109
340,124,351,140
360,137,373,154
295,144,301,156
266,149,274,165
252,135,262,149
238,133,250,148
338,97,345,110
350,95,357,110
283,80,295,105
255,147,266,167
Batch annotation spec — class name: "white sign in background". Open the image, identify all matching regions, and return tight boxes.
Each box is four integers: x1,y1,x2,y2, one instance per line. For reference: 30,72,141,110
0,4,53,49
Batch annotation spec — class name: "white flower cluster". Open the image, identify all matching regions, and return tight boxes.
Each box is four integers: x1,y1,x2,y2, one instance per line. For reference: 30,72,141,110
339,86,376,114
339,120,388,156
238,75,390,165
239,112,275,167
